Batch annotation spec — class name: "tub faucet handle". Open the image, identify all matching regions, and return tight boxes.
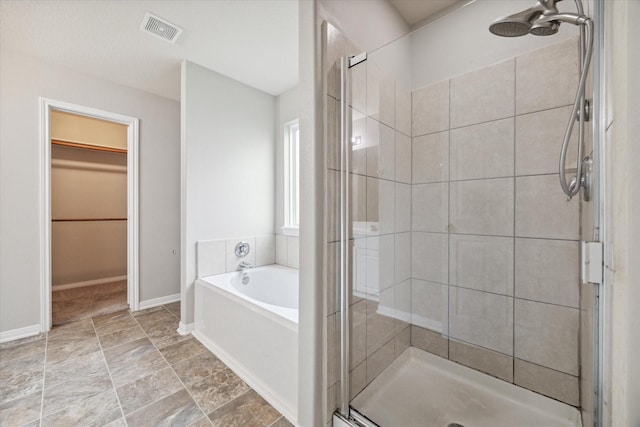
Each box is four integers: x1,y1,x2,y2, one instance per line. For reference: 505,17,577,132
238,261,253,271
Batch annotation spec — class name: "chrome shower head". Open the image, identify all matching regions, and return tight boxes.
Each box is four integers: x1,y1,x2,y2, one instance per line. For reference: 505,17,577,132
489,0,560,37
530,20,560,36
489,9,539,37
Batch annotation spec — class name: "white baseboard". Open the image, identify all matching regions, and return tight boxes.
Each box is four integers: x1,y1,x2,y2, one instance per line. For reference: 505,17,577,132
177,322,194,336
138,293,180,310
52,275,127,291
0,324,41,344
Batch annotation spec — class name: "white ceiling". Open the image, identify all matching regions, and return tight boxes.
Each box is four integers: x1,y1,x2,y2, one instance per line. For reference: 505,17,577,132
0,0,299,100
389,0,464,27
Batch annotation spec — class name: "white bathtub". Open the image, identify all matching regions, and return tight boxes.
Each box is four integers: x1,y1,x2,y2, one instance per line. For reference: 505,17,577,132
193,264,298,422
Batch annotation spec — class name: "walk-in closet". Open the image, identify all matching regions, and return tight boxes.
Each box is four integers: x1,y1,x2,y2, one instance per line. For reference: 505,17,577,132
50,110,128,324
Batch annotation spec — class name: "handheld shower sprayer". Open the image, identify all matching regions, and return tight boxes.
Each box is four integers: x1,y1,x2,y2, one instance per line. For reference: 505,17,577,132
489,0,593,200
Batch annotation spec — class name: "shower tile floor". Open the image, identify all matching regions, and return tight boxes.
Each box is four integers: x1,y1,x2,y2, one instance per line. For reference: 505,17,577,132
351,347,581,427
0,302,293,427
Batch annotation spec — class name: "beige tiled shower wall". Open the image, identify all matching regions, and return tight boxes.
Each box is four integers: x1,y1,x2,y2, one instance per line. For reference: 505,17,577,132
409,37,582,407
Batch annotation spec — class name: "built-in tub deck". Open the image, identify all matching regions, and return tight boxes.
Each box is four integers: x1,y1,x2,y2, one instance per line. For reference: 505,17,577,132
193,265,298,423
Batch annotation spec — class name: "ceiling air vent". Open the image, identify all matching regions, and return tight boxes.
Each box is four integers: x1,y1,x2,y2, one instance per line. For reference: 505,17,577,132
140,12,183,44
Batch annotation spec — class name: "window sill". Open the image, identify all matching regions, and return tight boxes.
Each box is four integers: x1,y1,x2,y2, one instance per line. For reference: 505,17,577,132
281,226,299,237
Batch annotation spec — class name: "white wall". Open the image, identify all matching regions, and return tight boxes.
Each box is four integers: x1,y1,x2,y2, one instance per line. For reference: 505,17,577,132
181,60,275,326
408,0,580,91
0,49,180,334
625,0,640,417
275,86,300,234
318,0,409,53
609,1,640,425
318,0,581,94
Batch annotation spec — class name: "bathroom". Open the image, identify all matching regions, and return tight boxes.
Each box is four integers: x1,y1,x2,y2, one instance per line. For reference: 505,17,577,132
0,0,639,426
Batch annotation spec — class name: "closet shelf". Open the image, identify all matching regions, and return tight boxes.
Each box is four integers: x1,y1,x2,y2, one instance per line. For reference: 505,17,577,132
52,218,127,222
52,139,127,154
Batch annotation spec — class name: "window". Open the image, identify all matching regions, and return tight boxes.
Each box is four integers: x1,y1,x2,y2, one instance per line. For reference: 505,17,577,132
283,119,299,236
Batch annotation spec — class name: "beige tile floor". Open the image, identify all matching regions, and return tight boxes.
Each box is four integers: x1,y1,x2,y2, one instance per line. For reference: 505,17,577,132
0,302,293,427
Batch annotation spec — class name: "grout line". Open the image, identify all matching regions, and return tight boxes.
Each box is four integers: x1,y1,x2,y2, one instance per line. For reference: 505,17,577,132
446,335,513,359
38,332,49,427
513,356,579,379
130,306,213,425
407,171,568,185
411,102,575,139
267,415,288,427
412,229,580,242
513,57,518,383
91,317,129,426
409,86,414,352
447,77,452,360
205,388,255,420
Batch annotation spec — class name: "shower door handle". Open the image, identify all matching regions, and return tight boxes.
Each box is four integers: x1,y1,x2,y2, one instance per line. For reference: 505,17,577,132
581,241,603,285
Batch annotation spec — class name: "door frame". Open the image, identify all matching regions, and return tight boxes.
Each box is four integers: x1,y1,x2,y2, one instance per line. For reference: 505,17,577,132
39,98,140,331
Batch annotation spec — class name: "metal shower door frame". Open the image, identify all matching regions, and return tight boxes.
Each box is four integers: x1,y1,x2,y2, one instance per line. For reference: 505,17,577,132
338,55,351,419
590,0,608,426
336,52,377,427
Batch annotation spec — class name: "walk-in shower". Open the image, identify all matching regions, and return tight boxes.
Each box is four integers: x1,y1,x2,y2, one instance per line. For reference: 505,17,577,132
326,0,603,426
491,0,594,200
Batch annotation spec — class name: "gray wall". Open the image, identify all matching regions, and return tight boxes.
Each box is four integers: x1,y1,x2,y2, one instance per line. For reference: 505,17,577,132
180,61,275,326
0,49,180,334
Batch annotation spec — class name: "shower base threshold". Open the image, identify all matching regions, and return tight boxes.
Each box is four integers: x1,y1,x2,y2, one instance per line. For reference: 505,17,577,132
350,347,581,427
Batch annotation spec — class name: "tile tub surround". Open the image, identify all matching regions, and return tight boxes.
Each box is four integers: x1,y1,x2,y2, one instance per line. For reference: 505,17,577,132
196,234,298,279
0,303,292,427
196,234,279,278
275,234,300,269
408,37,583,407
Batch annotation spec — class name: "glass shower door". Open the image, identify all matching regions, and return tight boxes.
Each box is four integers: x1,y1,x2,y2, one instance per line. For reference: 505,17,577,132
334,43,421,425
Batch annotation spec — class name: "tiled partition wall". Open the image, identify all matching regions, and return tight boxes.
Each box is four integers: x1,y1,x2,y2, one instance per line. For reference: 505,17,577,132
324,24,349,422
409,37,582,407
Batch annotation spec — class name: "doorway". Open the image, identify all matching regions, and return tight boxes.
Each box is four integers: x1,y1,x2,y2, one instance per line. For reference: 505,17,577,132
40,98,139,331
